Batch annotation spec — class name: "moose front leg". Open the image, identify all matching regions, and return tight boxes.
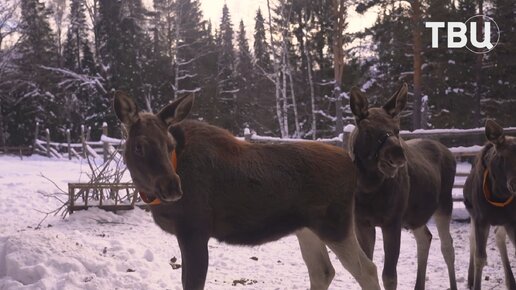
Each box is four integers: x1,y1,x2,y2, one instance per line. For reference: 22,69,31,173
472,221,490,290
381,223,402,290
177,232,210,290
356,221,376,260
495,226,516,290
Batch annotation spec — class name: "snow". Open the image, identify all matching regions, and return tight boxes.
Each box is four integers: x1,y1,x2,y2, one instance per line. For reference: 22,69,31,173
0,156,514,290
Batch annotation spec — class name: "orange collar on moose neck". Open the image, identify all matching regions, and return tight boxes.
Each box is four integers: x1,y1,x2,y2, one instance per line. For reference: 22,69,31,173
483,168,514,208
138,149,178,206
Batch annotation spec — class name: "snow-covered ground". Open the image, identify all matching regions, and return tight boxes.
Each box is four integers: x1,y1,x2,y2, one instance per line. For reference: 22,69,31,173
0,156,514,290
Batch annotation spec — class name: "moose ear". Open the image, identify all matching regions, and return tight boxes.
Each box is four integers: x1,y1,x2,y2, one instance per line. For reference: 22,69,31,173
383,83,408,117
113,91,139,127
350,87,369,121
157,94,194,126
485,119,505,146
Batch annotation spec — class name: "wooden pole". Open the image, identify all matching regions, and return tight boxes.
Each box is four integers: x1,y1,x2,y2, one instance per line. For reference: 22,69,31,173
81,125,87,158
45,128,51,158
244,127,252,142
102,122,108,163
34,122,39,149
66,128,71,160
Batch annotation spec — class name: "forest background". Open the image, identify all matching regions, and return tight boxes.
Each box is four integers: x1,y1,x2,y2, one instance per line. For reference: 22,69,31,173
0,0,514,145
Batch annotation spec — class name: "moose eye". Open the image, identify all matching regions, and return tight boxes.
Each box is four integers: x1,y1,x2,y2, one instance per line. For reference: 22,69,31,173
134,143,144,156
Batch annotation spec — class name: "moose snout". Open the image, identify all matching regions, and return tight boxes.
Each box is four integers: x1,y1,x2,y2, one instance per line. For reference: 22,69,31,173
155,175,183,202
384,146,407,168
507,178,516,194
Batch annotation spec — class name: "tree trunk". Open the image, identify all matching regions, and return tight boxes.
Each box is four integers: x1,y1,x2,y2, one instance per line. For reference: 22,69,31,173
304,43,316,140
411,0,424,129
474,0,484,128
174,5,181,100
267,0,288,138
333,0,345,135
286,62,300,138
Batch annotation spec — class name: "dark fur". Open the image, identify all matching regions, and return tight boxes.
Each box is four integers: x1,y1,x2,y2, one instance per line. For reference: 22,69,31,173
113,92,375,290
349,84,457,290
154,120,356,245
463,120,516,290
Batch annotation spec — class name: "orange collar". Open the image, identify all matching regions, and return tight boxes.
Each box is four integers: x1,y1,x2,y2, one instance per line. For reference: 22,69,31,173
483,168,514,207
139,149,178,206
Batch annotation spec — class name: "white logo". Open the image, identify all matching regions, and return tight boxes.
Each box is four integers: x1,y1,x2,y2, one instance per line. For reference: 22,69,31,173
425,15,500,54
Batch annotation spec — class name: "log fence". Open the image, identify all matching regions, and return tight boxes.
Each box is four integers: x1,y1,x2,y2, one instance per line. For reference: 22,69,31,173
19,122,516,212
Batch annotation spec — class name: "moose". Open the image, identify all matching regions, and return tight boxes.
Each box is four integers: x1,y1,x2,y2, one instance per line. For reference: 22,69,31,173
345,83,457,290
463,119,516,290
113,91,380,290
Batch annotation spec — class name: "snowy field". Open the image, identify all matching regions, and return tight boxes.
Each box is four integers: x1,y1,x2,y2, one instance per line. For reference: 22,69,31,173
0,156,514,290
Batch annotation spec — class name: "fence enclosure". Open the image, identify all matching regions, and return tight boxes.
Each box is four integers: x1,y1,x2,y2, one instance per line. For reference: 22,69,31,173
14,122,516,211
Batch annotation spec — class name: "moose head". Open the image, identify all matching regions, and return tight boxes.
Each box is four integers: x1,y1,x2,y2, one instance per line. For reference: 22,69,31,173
485,119,516,195
113,91,194,203
349,83,408,178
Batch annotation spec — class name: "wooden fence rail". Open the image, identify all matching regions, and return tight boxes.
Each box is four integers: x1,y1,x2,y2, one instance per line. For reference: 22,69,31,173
33,122,124,162
28,122,516,211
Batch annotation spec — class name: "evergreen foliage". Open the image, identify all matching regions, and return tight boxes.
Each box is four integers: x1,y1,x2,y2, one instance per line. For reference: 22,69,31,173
0,0,515,146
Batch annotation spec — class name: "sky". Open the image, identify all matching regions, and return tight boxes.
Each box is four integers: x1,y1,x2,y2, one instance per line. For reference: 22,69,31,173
199,0,378,36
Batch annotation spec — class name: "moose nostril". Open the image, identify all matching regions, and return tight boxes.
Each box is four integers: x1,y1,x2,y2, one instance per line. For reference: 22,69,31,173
388,157,406,168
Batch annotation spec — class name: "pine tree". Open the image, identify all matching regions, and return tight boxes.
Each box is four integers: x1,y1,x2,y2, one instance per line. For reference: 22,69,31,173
430,0,477,128
251,8,276,135
62,0,90,72
253,8,271,71
171,0,206,99
423,0,454,128
217,4,239,133
366,3,413,128
236,20,254,129
485,0,516,126
17,0,57,70
10,0,59,145
94,0,152,131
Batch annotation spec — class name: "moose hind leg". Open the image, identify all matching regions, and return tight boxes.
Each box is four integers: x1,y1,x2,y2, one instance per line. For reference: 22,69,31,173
296,228,335,290
325,234,380,290
412,225,432,290
434,213,457,290
495,226,516,289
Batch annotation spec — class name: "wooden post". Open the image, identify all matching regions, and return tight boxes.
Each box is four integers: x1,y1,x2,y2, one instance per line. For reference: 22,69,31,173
66,128,71,160
341,131,349,149
68,184,74,214
45,128,51,158
244,127,252,142
102,122,108,162
34,122,39,149
81,125,87,158
86,126,91,141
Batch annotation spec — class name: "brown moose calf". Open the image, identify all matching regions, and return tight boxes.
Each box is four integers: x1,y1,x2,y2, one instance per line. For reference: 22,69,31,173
113,91,380,290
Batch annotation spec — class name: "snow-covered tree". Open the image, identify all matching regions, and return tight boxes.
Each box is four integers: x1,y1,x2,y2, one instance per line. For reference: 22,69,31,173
217,4,239,133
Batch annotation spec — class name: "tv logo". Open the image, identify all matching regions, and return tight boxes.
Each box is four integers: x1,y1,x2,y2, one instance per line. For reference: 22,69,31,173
425,15,500,54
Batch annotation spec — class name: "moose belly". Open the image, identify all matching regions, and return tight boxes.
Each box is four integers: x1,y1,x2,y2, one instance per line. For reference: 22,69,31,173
211,209,305,245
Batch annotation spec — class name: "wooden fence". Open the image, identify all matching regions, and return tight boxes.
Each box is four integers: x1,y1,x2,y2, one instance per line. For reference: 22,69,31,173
27,122,516,211
33,122,124,162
